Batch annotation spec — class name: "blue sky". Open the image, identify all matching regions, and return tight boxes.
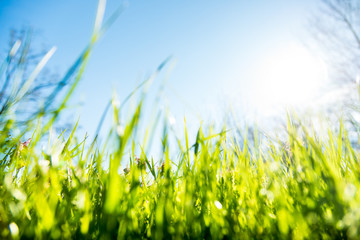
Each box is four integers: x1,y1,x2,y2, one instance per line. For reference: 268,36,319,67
0,0,322,142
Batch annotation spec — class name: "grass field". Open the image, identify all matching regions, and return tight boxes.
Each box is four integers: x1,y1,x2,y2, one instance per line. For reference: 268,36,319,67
2,102,360,239
1,1,360,239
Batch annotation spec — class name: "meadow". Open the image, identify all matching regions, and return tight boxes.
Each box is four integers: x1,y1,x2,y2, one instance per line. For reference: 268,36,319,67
1,2,360,239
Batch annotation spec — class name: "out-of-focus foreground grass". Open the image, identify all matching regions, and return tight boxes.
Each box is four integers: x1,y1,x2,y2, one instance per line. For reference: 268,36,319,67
1,1,360,239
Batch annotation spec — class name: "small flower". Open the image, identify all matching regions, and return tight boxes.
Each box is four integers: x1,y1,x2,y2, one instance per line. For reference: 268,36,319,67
135,156,146,170
9,222,19,238
18,138,32,152
214,200,222,209
22,138,31,147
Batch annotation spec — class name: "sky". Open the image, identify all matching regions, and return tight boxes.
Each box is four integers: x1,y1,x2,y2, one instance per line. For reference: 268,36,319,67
0,0,327,144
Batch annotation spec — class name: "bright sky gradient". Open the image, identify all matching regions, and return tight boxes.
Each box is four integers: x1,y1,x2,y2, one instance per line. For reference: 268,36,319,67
0,0,325,140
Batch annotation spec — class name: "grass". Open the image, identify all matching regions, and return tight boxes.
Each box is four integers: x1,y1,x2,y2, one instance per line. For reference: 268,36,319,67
1,1,360,239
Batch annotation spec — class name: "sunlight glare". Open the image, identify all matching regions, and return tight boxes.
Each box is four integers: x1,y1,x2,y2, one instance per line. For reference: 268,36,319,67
255,43,328,114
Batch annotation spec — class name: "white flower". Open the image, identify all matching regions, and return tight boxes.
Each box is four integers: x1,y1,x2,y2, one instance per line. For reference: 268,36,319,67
9,222,19,237
214,200,222,209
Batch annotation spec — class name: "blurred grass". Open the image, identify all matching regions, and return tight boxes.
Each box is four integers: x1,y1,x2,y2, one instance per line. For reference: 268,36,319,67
1,1,360,239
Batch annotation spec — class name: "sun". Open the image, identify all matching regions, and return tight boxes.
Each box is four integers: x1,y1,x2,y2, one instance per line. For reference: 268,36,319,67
254,43,328,115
